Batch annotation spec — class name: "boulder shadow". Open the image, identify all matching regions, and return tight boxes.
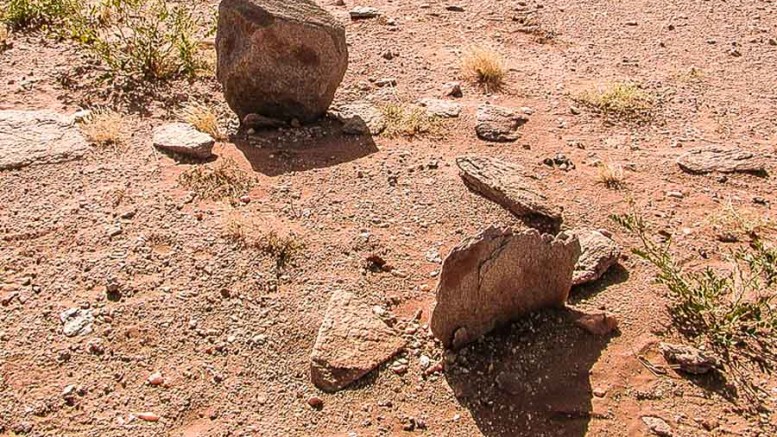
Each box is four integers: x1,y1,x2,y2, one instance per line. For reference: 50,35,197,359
231,118,378,177
445,309,613,437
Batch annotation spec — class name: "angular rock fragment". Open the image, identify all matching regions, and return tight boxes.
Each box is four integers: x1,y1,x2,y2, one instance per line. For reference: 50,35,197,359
331,103,386,135
417,98,461,118
677,147,766,175
216,0,348,122
659,342,718,375
310,290,406,392
570,310,619,336
475,104,528,142
0,110,88,171
430,227,581,349
350,6,381,19
642,416,673,437
242,113,287,130
572,229,621,286
152,123,214,159
457,156,562,223
60,308,94,337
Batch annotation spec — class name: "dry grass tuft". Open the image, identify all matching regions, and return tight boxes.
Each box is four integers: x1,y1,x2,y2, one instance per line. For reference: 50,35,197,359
574,83,656,122
178,158,253,201
222,216,304,271
381,103,445,139
597,162,625,189
462,46,505,92
177,101,223,140
78,108,124,147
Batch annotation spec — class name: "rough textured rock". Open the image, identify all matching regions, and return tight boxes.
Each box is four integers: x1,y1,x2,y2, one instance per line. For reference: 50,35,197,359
242,113,287,129
475,104,528,142
659,342,718,374
310,290,406,392
457,156,562,223
152,123,214,159
430,227,581,349
677,147,766,174
216,0,348,122
418,98,461,118
60,308,94,337
0,110,88,171
331,103,386,135
642,416,673,437
572,229,621,286
571,310,619,335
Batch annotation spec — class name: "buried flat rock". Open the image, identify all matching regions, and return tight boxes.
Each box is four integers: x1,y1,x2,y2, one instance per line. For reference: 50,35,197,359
418,98,462,118
430,226,581,349
216,0,348,122
659,342,718,375
152,123,214,159
475,104,528,142
331,103,386,135
572,229,621,286
457,156,562,223
677,147,766,174
0,110,88,171
310,290,406,392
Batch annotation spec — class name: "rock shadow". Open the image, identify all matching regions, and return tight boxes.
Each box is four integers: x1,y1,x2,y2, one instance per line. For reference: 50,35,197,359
445,309,613,437
569,264,630,304
232,118,378,176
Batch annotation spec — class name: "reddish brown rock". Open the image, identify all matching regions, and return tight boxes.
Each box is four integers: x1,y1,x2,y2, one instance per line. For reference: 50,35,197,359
216,0,348,122
430,227,580,349
310,290,406,392
572,229,621,286
571,310,619,336
677,147,766,174
457,156,562,224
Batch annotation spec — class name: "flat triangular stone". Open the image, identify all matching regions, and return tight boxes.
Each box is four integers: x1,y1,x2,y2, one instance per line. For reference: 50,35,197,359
0,110,88,171
572,229,621,286
677,147,766,174
457,156,562,223
430,227,580,349
310,290,406,392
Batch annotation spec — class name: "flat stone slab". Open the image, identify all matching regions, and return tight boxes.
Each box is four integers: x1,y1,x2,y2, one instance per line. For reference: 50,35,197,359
430,226,580,349
0,110,88,171
310,290,406,392
475,104,528,142
418,98,461,118
457,156,562,223
572,229,621,286
152,123,214,159
331,103,386,135
677,147,766,174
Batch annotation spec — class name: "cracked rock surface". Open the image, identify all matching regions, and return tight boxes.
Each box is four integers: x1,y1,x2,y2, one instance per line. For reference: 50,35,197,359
430,226,580,349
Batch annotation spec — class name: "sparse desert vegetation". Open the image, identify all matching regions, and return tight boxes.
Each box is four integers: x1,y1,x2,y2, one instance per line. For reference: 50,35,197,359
461,45,505,93
574,82,656,122
1,0,776,436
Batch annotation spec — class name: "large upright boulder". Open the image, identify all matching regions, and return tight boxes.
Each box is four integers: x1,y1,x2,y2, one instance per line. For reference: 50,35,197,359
216,0,348,123
430,227,581,349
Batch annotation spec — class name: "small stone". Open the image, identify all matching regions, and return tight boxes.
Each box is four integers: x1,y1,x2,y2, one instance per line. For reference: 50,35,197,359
642,416,673,436
152,123,214,159
60,308,94,337
417,98,461,118
350,6,381,19
677,147,766,175
331,103,386,136
659,342,718,374
147,372,164,386
307,396,324,409
375,77,397,87
572,229,621,286
442,82,463,98
242,113,286,129
572,310,619,336
666,191,684,199
475,104,528,142
136,412,161,422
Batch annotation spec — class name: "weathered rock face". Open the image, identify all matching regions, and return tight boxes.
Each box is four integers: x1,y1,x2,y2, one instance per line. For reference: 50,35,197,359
430,227,581,349
0,110,88,171
216,0,348,123
475,104,528,142
331,103,386,135
310,290,406,392
677,147,766,174
572,229,621,286
152,123,214,159
457,156,562,223
418,98,461,118
659,342,718,375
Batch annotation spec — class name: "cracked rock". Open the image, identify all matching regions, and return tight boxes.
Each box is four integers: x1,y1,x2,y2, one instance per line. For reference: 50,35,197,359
310,290,406,392
430,226,580,349
677,147,767,174
60,308,94,337
660,342,718,375
572,229,621,286
457,156,562,224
